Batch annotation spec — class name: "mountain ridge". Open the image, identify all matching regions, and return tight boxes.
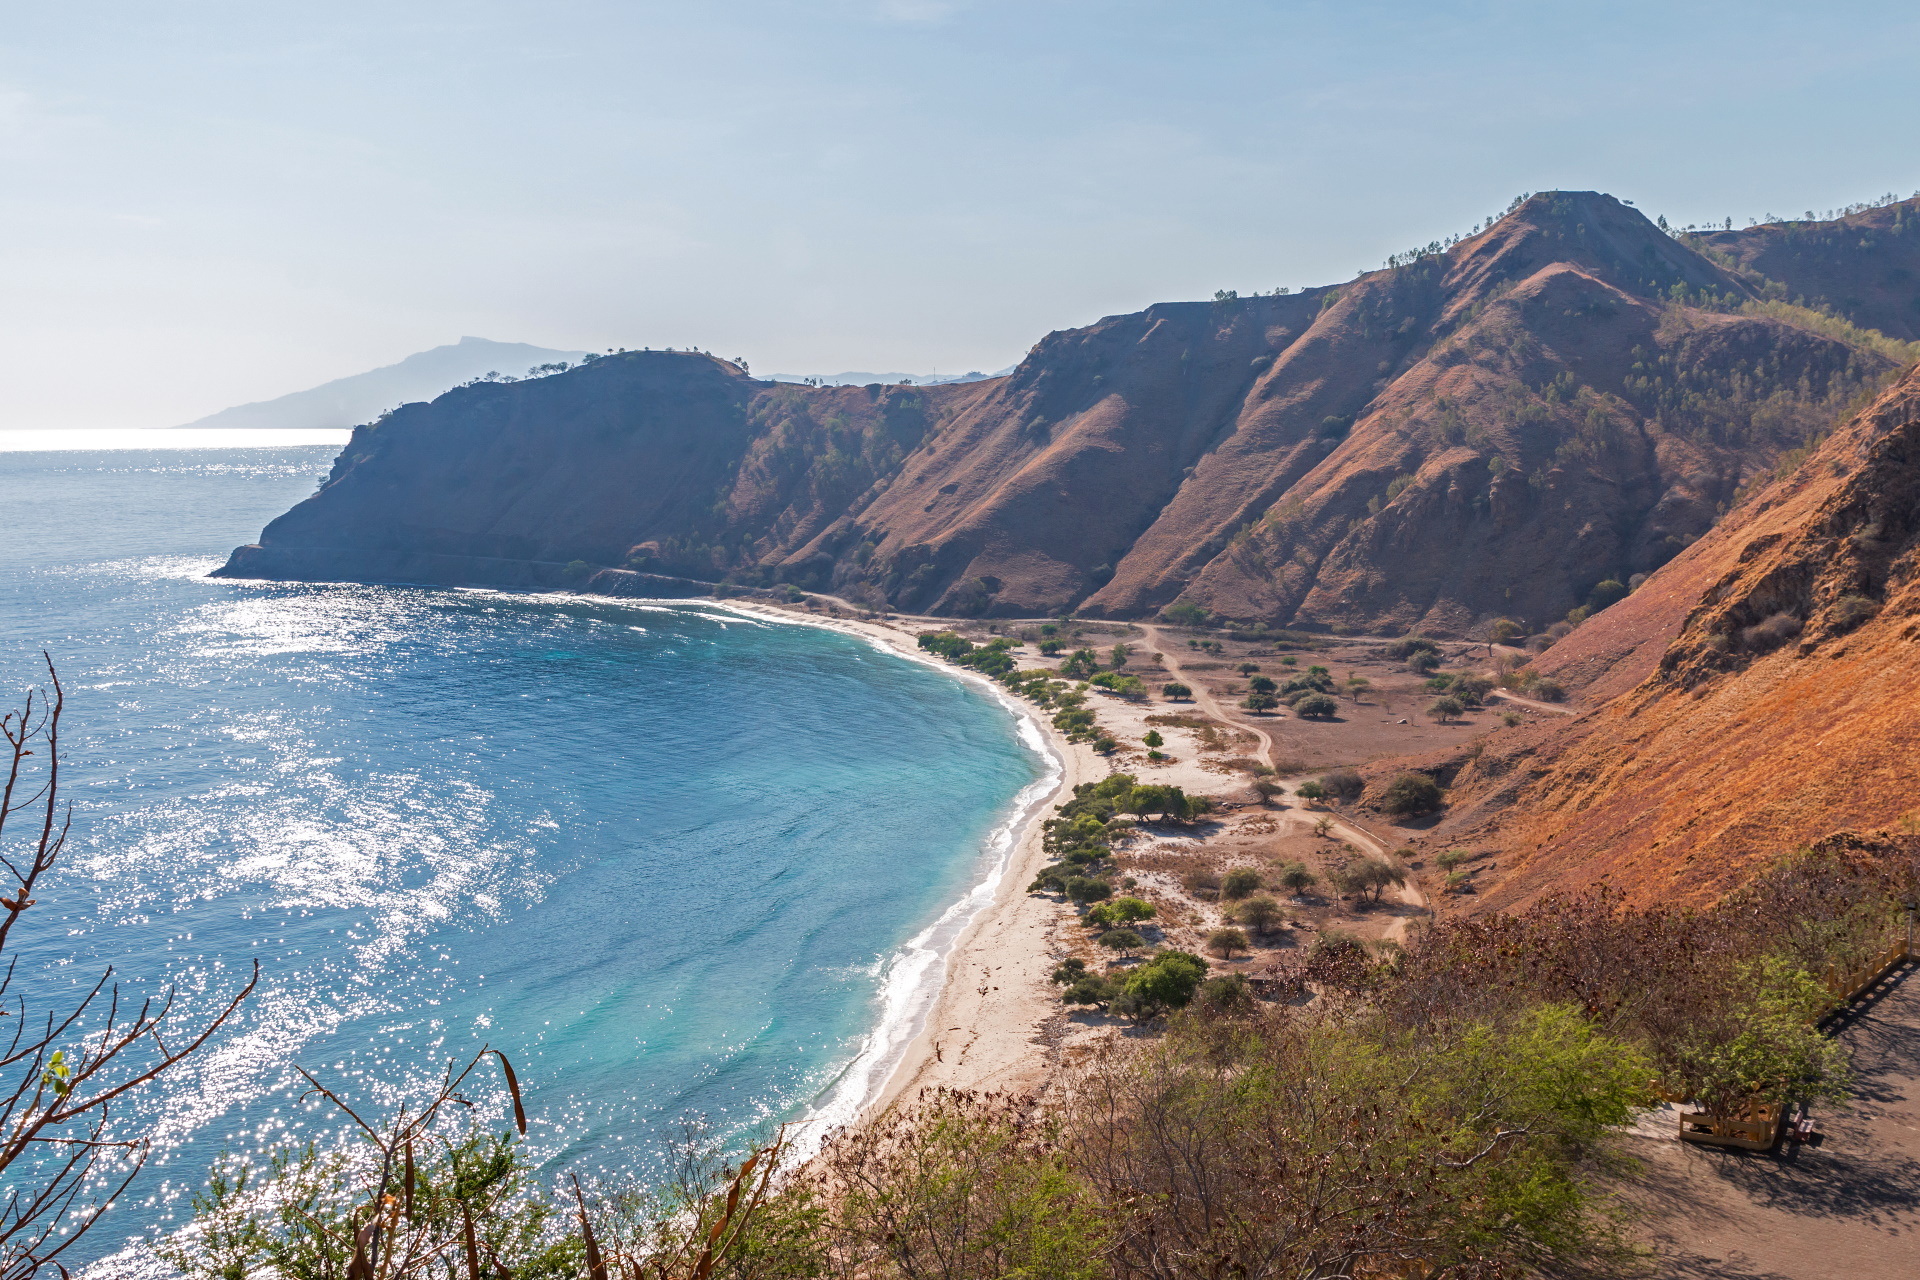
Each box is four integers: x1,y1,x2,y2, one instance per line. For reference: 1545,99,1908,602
215,191,1920,637
1387,359,1920,910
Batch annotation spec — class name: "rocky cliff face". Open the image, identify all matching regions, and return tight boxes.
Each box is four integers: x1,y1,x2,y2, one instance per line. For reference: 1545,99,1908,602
218,192,1920,636
1405,363,1920,910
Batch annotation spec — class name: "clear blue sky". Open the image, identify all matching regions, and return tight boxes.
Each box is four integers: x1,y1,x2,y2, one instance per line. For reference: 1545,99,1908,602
4,1,1917,427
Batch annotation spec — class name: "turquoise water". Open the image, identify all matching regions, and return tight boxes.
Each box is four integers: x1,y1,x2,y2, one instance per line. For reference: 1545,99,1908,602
0,438,1047,1262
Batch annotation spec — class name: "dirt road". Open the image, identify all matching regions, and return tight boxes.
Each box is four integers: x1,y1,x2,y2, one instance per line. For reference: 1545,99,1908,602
1138,624,1429,940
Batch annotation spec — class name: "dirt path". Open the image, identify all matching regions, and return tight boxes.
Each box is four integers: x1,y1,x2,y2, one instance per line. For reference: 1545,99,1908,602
1140,624,1276,763
1488,688,1578,717
1139,625,1428,941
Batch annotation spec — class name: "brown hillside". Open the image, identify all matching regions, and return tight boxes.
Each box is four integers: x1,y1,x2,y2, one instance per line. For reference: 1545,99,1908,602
1410,363,1920,911
1695,196,1920,341
217,191,1914,635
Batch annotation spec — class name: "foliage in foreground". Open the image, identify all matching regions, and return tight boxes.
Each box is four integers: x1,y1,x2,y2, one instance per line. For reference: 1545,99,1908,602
160,829,1920,1278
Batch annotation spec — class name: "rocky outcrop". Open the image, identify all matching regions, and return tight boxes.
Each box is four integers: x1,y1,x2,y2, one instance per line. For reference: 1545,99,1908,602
218,192,1918,636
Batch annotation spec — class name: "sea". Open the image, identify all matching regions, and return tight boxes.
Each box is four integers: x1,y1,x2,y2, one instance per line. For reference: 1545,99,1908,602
0,429,1051,1267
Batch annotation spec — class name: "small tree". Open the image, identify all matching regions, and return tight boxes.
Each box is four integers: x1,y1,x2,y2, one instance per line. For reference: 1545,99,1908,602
1059,649,1100,680
1277,862,1317,897
1248,675,1277,694
1427,696,1464,724
1294,693,1338,718
1064,876,1112,904
1242,691,1279,713
1238,663,1260,676
1061,973,1118,1007
1295,780,1327,803
1110,643,1131,668
1142,730,1163,750
1347,859,1408,904
1380,773,1443,815
1161,681,1192,700
1313,815,1335,837
1206,927,1250,959
1087,896,1155,927
1221,867,1263,900
1345,675,1371,701
1114,950,1207,1021
1320,768,1365,802
1098,929,1144,955
1233,895,1283,935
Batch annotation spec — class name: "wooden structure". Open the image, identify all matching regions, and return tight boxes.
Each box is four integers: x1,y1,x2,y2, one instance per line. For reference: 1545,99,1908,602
1675,933,1913,1150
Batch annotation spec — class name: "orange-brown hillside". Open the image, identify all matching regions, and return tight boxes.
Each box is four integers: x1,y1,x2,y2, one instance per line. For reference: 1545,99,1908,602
217,191,1920,638
1407,362,1920,911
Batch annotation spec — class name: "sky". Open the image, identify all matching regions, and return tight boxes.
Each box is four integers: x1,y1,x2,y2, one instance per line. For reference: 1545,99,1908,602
4,1,1918,429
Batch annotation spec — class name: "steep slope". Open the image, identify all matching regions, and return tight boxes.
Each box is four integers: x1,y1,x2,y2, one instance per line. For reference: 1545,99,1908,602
217,353,976,587
217,192,1915,632
1693,197,1920,341
1411,363,1920,910
177,336,588,431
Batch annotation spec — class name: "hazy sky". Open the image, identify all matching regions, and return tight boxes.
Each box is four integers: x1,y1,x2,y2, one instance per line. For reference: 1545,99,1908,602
5,1,1917,428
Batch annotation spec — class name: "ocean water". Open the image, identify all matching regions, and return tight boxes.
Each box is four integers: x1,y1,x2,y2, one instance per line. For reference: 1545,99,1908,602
0,434,1048,1264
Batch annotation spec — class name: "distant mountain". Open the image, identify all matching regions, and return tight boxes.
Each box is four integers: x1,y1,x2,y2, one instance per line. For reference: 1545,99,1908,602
765,368,1013,387
175,337,590,431
215,191,1920,636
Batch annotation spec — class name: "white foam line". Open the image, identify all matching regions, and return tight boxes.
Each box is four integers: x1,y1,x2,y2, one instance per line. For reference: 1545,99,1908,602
708,602,1064,1156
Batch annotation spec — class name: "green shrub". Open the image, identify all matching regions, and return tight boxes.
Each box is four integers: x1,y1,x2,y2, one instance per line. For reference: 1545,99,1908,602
1098,929,1145,954
1221,867,1263,899
1086,897,1155,927
1241,691,1280,713
1063,876,1112,904
1276,862,1316,896
1206,927,1250,959
1380,772,1443,815
1113,950,1207,1021
1294,693,1339,718
1383,635,1438,661
1062,974,1118,1006
1059,649,1100,679
1232,894,1283,934
1161,681,1192,700
1586,579,1628,612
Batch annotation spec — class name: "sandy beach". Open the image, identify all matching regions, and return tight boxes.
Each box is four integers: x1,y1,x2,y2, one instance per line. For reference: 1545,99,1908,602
718,600,1441,1121
719,601,1104,1112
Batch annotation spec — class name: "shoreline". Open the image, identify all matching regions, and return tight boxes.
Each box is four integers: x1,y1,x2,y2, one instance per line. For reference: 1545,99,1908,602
714,601,1096,1122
